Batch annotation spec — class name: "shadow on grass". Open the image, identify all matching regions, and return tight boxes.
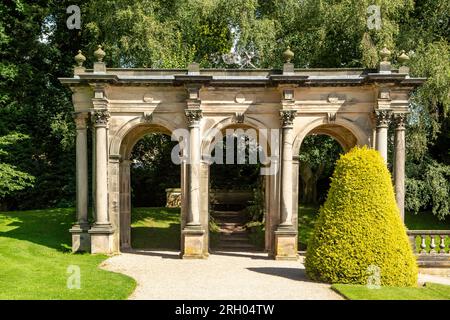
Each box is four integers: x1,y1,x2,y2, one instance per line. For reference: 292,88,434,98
0,208,75,252
131,224,181,250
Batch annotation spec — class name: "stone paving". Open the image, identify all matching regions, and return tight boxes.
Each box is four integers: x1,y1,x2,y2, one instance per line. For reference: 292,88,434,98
101,250,343,300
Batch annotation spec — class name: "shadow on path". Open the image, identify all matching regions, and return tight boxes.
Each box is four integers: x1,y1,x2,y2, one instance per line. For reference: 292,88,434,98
211,250,270,260
121,248,180,259
247,267,318,283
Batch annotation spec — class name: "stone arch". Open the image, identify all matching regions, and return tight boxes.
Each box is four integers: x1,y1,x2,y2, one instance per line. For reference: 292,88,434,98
110,115,181,159
291,115,370,244
201,115,273,160
200,115,275,252
293,116,368,155
112,115,184,250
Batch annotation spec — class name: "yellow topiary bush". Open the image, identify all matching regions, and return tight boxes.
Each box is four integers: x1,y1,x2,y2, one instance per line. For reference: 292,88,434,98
305,146,418,287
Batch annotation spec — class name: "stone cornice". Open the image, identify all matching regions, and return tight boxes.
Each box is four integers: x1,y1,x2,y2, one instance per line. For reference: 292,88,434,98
59,69,426,88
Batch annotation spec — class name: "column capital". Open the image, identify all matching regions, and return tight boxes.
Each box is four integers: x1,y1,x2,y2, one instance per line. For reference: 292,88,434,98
185,109,202,127
91,109,110,127
280,110,297,128
374,109,392,127
73,112,89,129
394,113,407,130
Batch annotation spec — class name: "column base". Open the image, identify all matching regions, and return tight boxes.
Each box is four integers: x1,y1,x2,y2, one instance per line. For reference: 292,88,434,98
273,226,298,260
88,224,115,254
181,226,207,259
69,223,90,253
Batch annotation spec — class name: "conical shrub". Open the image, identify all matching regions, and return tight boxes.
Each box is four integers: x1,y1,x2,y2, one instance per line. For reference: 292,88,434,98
305,146,417,286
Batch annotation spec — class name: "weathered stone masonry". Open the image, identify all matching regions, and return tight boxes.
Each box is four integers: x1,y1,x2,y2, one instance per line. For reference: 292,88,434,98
60,47,425,259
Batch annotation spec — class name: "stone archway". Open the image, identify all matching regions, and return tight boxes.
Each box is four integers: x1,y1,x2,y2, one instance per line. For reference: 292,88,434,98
116,122,180,251
291,120,361,249
62,57,424,257
201,118,274,253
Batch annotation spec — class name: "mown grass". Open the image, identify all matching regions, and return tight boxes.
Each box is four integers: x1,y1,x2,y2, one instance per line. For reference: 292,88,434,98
332,282,450,300
0,208,136,300
131,207,180,249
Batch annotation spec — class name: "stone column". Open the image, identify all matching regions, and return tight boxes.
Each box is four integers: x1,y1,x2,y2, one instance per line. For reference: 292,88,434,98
70,112,90,252
181,108,205,259
393,113,407,221
265,158,280,254
119,159,132,249
274,110,298,260
375,109,392,163
89,109,114,254
292,155,300,248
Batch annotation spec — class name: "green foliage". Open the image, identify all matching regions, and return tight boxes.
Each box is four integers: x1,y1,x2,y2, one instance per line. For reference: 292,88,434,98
0,133,34,198
242,186,264,222
298,135,343,204
130,133,180,207
0,0,78,210
406,157,450,220
210,135,261,190
305,147,417,286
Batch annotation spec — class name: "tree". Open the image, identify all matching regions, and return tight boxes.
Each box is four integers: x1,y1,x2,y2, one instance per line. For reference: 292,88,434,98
0,1,79,209
130,134,180,207
298,135,343,204
305,146,417,286
0,133,34,207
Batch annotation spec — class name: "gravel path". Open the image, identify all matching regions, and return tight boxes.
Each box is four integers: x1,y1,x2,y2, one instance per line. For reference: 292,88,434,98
101,250,343,300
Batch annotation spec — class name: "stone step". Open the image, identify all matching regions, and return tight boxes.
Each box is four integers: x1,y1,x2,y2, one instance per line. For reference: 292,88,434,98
219,235,250,241
212,210,257,251
214,216,245,222
215,242,257,250
217,223,246,229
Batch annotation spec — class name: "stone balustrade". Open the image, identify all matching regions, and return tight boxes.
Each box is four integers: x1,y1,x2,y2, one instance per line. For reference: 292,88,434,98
407,230,450,267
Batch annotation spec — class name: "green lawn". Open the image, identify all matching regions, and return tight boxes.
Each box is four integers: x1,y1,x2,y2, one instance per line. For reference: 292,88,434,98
332,282,450,300
131,207,180,249
0,208,136,300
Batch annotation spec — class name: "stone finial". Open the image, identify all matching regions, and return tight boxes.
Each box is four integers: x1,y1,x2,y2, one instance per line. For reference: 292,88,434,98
188,62,200,75
74,50,86,67
94,45,106,62
283,46,294,63
378,46,392,73
397,50,410,65
379,46,391,62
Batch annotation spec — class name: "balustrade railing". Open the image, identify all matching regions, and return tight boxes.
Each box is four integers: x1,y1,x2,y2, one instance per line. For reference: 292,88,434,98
407,230,450,267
